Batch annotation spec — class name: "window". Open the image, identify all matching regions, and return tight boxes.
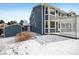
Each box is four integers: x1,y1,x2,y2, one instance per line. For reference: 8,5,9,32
50,21,55,28
50,11,55,15
59,13,64,16
46,7,48,11
45,21,48,28
45,15,48,20
56,10,58,13
45,7,48,14
45,11,48,14
59,12,61,16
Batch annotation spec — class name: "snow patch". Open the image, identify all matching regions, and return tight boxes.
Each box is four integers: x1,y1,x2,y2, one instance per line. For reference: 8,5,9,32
0,33,79,55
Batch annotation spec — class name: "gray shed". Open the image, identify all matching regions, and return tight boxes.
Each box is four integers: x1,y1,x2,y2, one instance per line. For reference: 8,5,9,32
4,24,22,37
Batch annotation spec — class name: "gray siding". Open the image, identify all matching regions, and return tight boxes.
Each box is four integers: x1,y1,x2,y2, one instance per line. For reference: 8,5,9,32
5,25,22,37
30,5,42,34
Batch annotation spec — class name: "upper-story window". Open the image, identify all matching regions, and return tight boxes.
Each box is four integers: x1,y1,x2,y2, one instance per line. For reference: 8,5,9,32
46,7,48,11
59,13,64,17
45,7,48,14
56,10,58,14
45,11,48,14
50,11,55,15
45,15,48,20
59,12,61,16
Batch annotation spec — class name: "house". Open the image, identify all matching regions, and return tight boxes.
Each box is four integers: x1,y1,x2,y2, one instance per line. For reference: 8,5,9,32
0,24,22,37
0,19,31,37
30,3,69,34
30,3,79,38
22,20,30,32
30,3,57,34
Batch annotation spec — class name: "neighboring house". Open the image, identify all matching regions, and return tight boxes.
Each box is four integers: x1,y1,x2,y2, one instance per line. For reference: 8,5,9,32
0,24,22,37
30,3,79,38
0,20,30,37
4,24,22,37
20,20,30,32
22,20,30,31
67,11,76,17
0,23,5,36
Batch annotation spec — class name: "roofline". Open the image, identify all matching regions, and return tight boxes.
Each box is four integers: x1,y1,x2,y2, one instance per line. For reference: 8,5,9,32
33,3,60,10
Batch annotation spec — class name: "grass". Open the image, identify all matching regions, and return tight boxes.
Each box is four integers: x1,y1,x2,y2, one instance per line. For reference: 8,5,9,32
16,32,32,42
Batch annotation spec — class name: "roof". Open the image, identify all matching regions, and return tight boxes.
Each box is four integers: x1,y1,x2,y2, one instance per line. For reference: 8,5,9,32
34,3,60,10
23,20,30,26
59,10,67,14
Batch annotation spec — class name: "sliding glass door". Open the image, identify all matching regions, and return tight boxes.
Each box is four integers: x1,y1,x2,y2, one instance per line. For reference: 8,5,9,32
44,20,59,34
50,21,59,33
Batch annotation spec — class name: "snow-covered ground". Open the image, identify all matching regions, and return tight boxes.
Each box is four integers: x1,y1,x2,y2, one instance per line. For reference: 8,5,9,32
0,32,79,55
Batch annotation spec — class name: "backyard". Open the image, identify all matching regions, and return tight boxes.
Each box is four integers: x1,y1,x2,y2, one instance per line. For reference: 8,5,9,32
0,32,79,55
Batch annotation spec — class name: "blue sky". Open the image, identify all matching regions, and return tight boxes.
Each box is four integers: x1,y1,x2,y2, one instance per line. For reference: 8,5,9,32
0,3,79,23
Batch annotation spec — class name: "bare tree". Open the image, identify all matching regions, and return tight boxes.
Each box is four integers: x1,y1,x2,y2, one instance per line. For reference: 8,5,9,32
7,21,17,25
19,20,24,25
0,19,5,24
